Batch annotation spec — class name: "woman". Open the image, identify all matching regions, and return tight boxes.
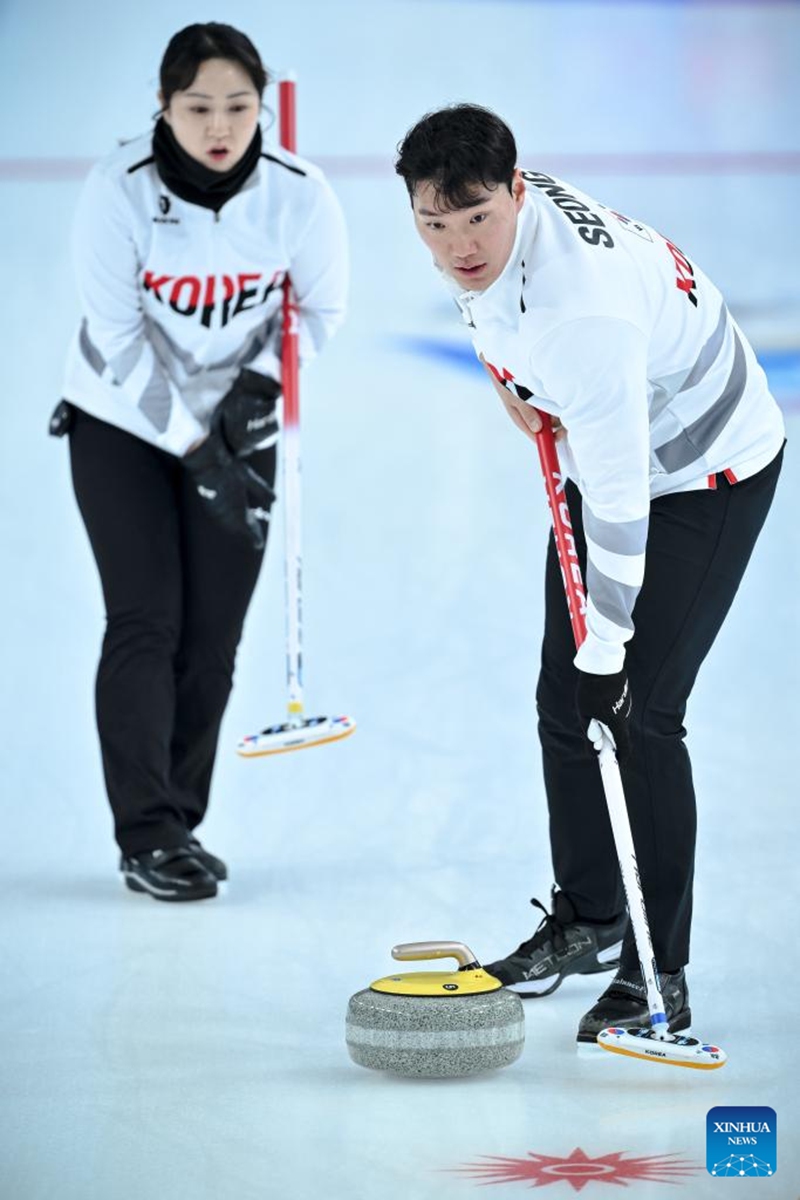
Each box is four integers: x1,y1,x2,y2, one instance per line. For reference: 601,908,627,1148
55,23,348,901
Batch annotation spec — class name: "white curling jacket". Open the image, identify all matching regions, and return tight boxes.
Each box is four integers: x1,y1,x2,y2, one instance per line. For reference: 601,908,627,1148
450,173,785,675
62,130,348,455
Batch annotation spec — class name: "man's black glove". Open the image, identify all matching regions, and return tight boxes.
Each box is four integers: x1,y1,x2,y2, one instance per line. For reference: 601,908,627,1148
183,430,274,551
575,668,633,763
213,369,281,457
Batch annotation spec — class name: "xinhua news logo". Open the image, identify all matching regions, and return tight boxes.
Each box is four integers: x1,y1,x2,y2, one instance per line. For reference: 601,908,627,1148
706,1106,776,1178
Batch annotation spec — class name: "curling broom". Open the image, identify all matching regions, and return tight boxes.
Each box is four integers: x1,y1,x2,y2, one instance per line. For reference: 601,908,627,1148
237,75,356,758
534,412,725,1069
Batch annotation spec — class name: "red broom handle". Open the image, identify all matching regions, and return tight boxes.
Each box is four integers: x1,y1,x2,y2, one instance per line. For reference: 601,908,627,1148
533,413,588,652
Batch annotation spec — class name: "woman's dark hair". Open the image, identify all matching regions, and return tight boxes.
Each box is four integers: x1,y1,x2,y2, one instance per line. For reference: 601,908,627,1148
160,23,268,105
395,104,517,210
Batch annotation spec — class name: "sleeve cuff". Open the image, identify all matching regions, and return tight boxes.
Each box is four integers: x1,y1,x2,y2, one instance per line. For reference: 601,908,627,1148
573,637,626,676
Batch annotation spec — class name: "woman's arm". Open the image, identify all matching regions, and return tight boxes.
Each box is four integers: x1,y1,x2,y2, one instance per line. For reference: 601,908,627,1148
72,163,205,454
246,173,349,381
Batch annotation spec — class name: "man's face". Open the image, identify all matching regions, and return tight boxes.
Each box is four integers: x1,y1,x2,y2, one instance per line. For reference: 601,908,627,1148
411,171,526,291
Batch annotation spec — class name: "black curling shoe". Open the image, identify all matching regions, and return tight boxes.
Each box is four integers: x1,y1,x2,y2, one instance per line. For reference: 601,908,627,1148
121,847,218,902
484,890,626,996
577,968,691,1044
187,836,228,882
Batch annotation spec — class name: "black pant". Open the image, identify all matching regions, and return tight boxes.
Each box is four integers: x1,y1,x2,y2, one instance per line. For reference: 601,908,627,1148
69,409,275,856
537,447,783,973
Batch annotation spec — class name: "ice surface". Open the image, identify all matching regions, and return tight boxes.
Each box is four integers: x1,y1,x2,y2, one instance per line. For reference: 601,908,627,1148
1,1,798,1197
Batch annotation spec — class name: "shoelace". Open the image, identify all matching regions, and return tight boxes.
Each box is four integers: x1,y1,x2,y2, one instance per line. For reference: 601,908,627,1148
515,896,567,956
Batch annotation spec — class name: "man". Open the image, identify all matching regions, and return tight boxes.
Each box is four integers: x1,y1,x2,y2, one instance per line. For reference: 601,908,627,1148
395,104,785,1043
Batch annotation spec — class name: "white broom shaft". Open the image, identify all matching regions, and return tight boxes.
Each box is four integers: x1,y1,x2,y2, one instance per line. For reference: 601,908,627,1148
279,77,303,719
595,742,666,1026
282,367,303,715
534,413,667,1030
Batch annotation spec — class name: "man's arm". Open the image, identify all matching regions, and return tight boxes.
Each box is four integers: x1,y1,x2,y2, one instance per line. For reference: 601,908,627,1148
481,356,566,442
529,317,652,677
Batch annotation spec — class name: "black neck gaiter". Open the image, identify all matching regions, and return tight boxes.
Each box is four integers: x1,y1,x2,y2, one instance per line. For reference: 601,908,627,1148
152,117,262,213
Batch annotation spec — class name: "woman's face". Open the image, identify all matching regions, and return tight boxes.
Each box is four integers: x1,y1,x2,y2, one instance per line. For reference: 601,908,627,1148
161,57,261,172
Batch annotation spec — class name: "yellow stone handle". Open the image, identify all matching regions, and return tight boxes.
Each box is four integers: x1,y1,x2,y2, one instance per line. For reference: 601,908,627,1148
391,941,479,969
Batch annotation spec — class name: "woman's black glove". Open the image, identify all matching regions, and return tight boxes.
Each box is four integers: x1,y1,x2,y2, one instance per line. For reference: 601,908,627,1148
213,369,281,457
183,430,274,551
575,668,633,763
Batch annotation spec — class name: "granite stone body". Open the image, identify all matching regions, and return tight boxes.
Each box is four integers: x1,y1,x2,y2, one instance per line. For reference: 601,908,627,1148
346,987,525,1077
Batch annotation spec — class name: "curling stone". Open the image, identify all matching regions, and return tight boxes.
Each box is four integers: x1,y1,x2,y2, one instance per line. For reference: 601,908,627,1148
346,941,524,1078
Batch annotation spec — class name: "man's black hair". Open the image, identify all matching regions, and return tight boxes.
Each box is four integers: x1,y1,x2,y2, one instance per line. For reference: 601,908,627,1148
395,104,517,210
